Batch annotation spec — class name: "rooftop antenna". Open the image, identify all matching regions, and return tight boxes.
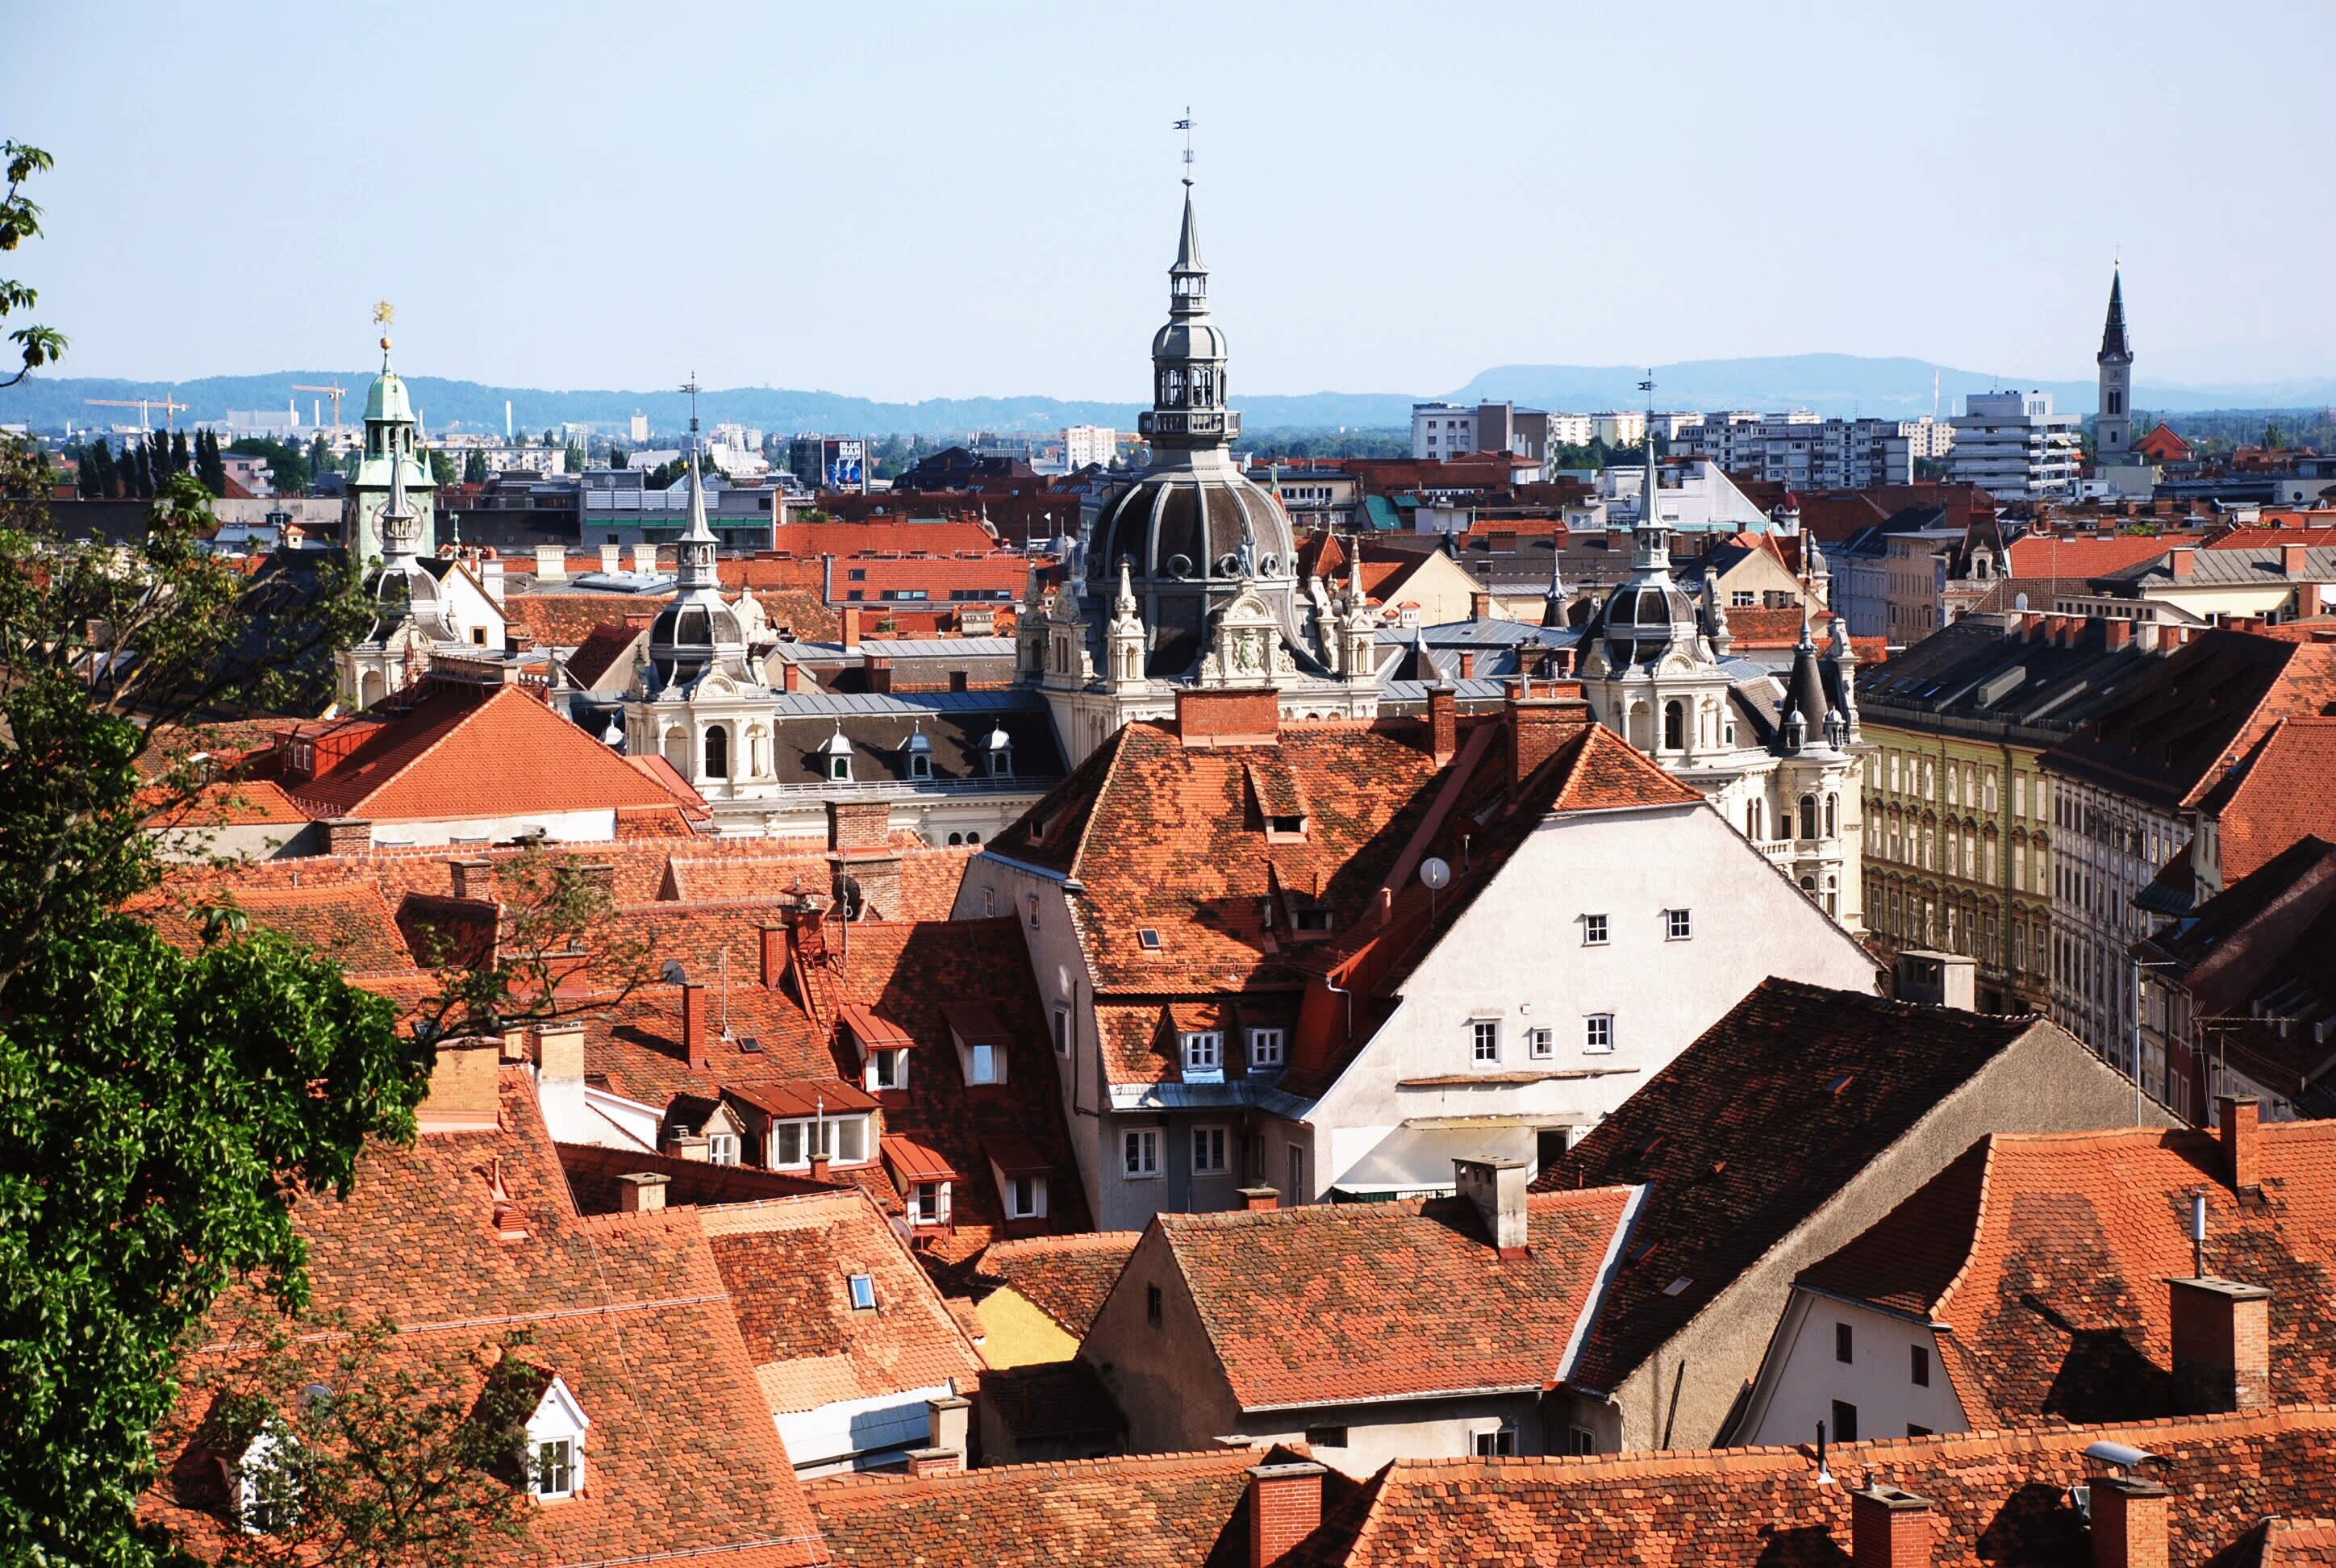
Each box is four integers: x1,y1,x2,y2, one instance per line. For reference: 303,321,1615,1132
2189,1186,2208,1277
1174,108,1195,185
681,370,702,451
719,945,731,1038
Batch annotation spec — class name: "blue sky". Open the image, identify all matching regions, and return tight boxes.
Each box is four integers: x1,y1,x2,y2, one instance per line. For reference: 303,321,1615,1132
11,0,2334,398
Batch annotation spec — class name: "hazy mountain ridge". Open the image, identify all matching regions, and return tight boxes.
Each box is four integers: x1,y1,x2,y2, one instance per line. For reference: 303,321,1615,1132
12,354,2333,438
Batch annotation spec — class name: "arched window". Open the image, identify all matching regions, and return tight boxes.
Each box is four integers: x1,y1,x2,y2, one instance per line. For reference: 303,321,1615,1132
1662,700,1685,752
703,724,729,779
1799,794,1819,841
1824,794,1838,838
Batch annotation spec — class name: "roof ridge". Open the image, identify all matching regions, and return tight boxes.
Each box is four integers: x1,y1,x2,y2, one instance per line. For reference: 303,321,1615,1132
807,1442,1266,1493
1925,1135,2000,1320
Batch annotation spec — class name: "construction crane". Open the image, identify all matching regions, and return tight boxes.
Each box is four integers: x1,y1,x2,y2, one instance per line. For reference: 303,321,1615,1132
291,382,348,439
83,394,189,432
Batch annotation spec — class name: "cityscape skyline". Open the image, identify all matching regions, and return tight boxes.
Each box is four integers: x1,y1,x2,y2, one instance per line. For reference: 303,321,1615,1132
10,0,2335,400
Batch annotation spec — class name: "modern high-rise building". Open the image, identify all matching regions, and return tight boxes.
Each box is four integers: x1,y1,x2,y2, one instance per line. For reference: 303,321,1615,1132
1676,412,1921,489
1063,424,1118,469
1950,390,2082,499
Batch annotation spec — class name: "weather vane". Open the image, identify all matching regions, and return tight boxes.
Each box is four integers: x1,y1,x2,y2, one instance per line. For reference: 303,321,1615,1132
373,299,394,350
1174,109,1195,186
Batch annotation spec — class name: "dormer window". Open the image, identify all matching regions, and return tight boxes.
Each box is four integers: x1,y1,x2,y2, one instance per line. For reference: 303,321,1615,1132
1181,1031,1223,1079
232,1423,297,1535
1248,1028,1285,1070
523,1374,590,1503
905,724,934,780
909,752,932,780
1292,907,1332,933
868,1047,906,1093
1265,813,1306,840
985,724,1014,778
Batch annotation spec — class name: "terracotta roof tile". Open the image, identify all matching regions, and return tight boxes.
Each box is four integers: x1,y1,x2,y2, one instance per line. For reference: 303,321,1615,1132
2199,718,2336,882
142,880,418,977
1799,1120,2336,1428
1153,1186,1637,1409
977,1232,1143,1338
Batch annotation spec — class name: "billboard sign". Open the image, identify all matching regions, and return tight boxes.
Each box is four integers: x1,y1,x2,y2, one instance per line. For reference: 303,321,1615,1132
824,438,865,492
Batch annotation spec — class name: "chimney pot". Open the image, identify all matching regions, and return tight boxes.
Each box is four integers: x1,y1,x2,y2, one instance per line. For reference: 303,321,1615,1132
1850,1484,1934,1568
1454,1157,1531,1257
616,1172,670,1212
2218,1095,2259,1190
926,1393,970,1464
1246,1461,1327,1568
1428,683,1458,765
1237,1186,1280,1211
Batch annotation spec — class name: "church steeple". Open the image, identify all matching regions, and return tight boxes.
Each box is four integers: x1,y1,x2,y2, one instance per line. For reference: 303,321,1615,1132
1141,173,1237,457
2099,269,2131,362
1631,369,1671,571
2096,266,2134,463
378,433,419,564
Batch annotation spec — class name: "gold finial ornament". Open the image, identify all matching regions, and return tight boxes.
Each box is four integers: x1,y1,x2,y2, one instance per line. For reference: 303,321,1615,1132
373,299,395,352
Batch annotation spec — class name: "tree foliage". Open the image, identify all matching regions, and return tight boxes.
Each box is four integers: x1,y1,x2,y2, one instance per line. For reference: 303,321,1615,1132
0,440,432,1563
0,140,66,386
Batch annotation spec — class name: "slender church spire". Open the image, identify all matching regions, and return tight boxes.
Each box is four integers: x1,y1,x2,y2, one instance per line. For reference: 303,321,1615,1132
379,432,418,563
1632,368,1670,570
2099,268,2131,361
677,371,718,592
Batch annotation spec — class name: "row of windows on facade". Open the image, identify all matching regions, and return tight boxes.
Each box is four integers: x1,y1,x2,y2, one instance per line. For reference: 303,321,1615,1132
1867,882,2038,976
702,1111,1049,1225
1870,817,2047,892
1746,793,1839,844
1123,1126,1296,1188
2058,785,2176,867
1871,750,2032,818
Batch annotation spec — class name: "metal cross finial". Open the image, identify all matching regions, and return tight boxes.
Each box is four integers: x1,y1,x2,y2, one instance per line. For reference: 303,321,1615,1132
681,371,701,436
1638,367,1655,411
1174,109,1195,186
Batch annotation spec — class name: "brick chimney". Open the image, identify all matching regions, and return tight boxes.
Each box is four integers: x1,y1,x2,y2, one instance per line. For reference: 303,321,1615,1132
759,924,786,989
1454,1157,1531,1258
2105,619,2132,650
828,799,891,852
1850,1484,1934,1568
1237,1186,1280,1211
1507,681,1588,789
1246,1461,1327,1568
616,1172,669,1213
1458,651,1476,680
782,659,803,693
843,605,862,649
1470,590,1495,622
323,816,371,855
2281,542,2306,577
680,982,710,1070
1175,687,1281,749
2170,1275,2271,1413
1428,682,1458,766
448,857,493,901
864,653,893,694
416,1039,501,1134
666,1132,710,1161
903,1447,962,1478
2090,1474,2170,1568
2218,1095,2259,1190
809,1151,831,1182
2167,546,2195,580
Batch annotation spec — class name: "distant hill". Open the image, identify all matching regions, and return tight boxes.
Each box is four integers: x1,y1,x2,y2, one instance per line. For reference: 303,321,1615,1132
10,355,2332,439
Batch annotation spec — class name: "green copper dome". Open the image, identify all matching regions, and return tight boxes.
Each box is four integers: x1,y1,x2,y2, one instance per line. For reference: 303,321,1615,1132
363,337,415,425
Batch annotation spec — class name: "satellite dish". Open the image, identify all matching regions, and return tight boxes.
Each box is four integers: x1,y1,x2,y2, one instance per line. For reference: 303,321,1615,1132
1419,857,1452,891
660,959,687,986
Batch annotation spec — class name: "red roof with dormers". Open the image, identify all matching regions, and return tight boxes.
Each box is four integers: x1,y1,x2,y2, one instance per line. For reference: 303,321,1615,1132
143,1069,830,1566
1798,1119,2336,1428
2196,717,2336,882
282,683,697,825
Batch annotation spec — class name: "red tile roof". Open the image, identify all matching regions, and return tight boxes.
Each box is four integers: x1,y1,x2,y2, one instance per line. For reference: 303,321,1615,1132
564,617,649,686
2005,532,2200,580
1803,1120,2336,1427
505,590,659,648
976,1232,1144,1338
807,1444,1323,1568
140,778,311,828
1530,980,2041,1394
283,684,692,824
1299,1405,2336,1567
1149,1186,1637,1410
2198,718,2336,882
143,1069,828,1567
698,1187,985,1416
142,880,418,977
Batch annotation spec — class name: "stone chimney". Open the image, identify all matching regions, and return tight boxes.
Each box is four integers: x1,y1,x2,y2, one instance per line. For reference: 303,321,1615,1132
1453,1156,1531,1258
760,924,786,990
680,981,710,1070
631,543,659,575
534,1024,585,1135
1237,1186,1281,1211
1246,1461,1327,1568
448,857,493,902
666,1132,710,1161
416,1039,501,1135
1507,680,1588,789
926,1394,970,1466
2219,1095,2259,1190
479,556,505,608
599,543,622,575
2090,1474,2170,1568
2170,1275,2271,1414
533,543,566,582
1850,1484,1933,1568
323,816,371,856
1428,683,1458,766
616,1172,669,1213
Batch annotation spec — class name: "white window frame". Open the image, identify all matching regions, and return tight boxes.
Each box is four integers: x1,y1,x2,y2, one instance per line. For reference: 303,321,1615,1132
706,1132,739,1166
1124,1128,1162,1179
1471,1424,1519,1457
1584,1013,1614,1054
1583,913,1609,945
1470,1019,1500,1064
911,1180,952,1225
966,1041,999,1086
1529,1026,1555,1060
1191,1124,1229,1175
1181,1030,1223,1074
847,1272,878,1311
1665,907,1693,941
867,1047,905,1093
1248,1027,1286,1070
1006,1172,1045,1220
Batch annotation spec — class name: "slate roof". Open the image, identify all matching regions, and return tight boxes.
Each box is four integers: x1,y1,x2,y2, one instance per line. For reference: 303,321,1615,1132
2103,545,2336,589
698,1187,986,1417
1530,979,2046,1394
807,1444,1326,1568
144,1070,829,1567
283,684,693,824
1858,613,2167,741
2042,631,2336,811
1298,1405,2336,1567
1799,1120,2336,1427
976,1232,1143,1338
1146,1186,1637,1412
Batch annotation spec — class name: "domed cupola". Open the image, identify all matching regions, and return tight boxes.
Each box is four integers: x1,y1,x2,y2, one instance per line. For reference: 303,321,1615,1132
647,455,749,690
1082,179,1318,682
1590,423,1702,671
